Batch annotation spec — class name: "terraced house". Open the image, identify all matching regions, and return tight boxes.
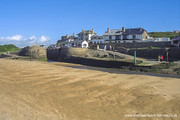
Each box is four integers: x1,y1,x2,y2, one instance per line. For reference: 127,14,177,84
91,27,150,44
103,27,149,43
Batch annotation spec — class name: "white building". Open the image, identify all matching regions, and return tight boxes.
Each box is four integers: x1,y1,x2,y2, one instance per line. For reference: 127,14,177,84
91,36,107,44
153,38,170,42
65,40,88,48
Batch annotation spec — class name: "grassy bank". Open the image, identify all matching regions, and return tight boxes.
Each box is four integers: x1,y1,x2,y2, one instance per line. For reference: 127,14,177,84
148,32,179,38
0,44,20,53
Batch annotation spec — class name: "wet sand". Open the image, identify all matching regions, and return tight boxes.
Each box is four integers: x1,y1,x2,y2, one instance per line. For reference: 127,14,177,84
0,59,180,120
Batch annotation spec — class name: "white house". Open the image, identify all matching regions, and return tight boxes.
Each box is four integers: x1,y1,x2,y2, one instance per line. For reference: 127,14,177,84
65,40,88,48
91,36,107,44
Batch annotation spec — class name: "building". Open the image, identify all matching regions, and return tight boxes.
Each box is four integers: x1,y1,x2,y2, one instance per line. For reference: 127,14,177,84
77,28,96,41
174,30,180,34
171,36,180,47
91,36,106,44
103,27,149,43
153,38,170,42
65,40,88,48
57,33,77,45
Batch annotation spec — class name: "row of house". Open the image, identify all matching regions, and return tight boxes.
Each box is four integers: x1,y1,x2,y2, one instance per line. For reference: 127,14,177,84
57,27,171,48
91,27,170,44
57,29,96,48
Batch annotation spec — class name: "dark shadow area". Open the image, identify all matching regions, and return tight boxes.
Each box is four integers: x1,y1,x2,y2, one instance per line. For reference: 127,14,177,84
65,65,180,79
47,58,180,79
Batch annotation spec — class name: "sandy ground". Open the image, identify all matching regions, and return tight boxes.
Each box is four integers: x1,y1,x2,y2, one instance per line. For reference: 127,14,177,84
0,59,180,120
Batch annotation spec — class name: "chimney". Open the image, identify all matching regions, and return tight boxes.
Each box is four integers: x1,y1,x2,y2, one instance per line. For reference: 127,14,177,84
82,29,85,32
73,32,75,36
107,28,110,33
66,34,68,38
92,28,94,33
122,27,125,32
140,27,142,31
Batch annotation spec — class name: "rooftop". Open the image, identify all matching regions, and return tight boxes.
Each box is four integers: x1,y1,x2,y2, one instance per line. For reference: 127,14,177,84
103,27,146,36
122,28,146,35
77,29,96,35
103,29,122,36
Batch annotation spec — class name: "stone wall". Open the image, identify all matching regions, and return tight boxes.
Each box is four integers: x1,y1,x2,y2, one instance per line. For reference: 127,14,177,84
89,41,171,49
47,49,59,60
47,48,138,68
47,48,110,61
120,48,180,61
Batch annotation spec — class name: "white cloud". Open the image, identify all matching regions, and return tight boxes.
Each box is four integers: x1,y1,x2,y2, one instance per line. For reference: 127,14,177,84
7,35,23,41
0,35,51,47
39,36,50,42
29,35,36,40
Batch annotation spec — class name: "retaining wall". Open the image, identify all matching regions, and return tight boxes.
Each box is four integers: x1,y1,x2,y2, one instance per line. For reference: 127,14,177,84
47,48,140,68
90,41,171,49
119,48,180,61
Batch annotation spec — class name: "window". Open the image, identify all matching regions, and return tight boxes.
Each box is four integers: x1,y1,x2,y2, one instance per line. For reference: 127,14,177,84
123,35,127,40
116,35,120,40
133,35,136,39
128,35,132,39
109,36,112,39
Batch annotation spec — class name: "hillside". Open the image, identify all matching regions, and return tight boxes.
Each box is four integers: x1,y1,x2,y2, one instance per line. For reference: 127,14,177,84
0,44,20,52
148,32,179,39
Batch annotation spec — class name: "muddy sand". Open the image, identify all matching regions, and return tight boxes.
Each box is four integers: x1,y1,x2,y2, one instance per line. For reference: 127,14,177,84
0,59,180,120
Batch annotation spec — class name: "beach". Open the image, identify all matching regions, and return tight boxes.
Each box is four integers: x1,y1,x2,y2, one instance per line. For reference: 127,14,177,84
0,59,180,120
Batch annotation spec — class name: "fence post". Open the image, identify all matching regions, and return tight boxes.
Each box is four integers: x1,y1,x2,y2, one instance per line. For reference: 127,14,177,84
134,50,136,64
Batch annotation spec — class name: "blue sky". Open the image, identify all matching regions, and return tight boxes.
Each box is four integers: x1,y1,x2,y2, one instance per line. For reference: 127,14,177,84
0,0,180,47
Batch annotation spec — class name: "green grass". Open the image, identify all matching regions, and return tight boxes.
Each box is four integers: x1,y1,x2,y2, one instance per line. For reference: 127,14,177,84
146,62,177,73
0,44,20,52
137,62,150,66
148,32,179,39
